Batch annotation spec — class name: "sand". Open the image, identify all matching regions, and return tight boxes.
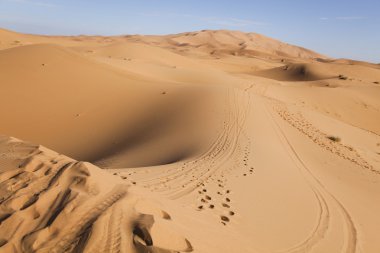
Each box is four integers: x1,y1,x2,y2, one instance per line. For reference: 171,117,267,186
0,27,380,253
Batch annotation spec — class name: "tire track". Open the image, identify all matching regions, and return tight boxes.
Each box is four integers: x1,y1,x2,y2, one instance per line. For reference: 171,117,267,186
46,185,127,253
263,97,358,253
270,98,378,175
124,88,251,203
117,88,252,227
0,137,194,253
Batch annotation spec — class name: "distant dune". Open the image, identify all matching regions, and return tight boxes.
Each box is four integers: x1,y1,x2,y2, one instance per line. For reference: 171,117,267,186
254,63,337,81
1,28,380,253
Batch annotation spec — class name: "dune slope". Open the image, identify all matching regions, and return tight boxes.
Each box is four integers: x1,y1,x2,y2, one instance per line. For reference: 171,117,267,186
0,43,224,168
1,28,380,253
0,136,192,253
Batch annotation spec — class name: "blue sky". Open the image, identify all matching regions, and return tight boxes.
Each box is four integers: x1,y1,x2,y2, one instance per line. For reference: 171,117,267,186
0,0,379,62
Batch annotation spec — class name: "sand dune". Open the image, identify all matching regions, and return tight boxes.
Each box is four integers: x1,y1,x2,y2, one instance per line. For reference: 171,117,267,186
254,63,337,81
0,136,192,252
0,43,224,168
123,30,325,60
318,58,380,69
1,28,380,253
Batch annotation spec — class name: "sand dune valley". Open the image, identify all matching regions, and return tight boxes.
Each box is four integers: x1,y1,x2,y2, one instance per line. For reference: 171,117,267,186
0,27,380,253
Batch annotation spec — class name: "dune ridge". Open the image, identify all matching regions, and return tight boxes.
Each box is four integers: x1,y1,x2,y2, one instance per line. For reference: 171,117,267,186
1,28,380,253
0,136,192,253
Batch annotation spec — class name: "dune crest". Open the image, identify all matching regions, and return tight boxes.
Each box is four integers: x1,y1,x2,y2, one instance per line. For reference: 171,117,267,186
254,63,337,81
1,28,380,253
0,136,192,253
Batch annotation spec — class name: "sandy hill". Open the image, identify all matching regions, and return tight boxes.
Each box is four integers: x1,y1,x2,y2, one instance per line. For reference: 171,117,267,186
1,28,380,253
76,41,245,86
124,30,325,60
317,58,380,69
0,136,192,252
254,63,337,81
0,28,30,49
0,43,224,168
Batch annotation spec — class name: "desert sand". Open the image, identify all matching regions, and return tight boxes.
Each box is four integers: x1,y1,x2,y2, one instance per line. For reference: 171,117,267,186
0,28,380,253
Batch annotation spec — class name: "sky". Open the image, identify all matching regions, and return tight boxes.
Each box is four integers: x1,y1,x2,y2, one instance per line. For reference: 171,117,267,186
0,0,379,62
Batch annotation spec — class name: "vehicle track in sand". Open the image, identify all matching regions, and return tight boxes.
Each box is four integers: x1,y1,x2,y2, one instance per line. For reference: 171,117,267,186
118,87,253,225
270,98,378,175
0,137,193,253
110,83,365,251
262,97,358,253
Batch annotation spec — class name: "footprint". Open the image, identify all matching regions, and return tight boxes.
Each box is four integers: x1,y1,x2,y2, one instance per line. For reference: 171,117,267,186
134,211,193,252
221,216,230,222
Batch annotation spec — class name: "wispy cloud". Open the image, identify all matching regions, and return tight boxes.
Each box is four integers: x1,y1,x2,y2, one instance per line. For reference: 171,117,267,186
1,0,57,7
202,17,268,27
139,12,268,27
336,16,366,20
319,16,366,21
